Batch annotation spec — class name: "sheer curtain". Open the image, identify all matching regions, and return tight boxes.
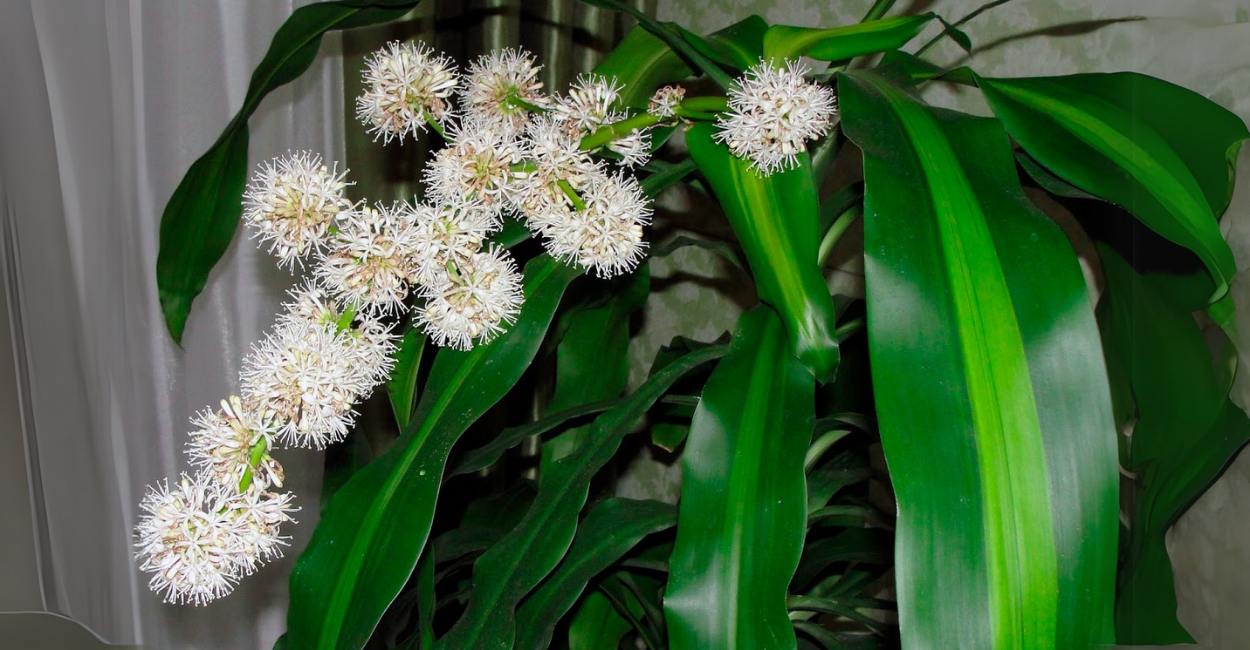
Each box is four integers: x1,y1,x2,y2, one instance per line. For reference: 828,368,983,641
0,0,343,646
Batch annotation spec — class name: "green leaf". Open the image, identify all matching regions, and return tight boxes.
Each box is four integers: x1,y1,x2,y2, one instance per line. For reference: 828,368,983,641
664,307,815,650
568,591,632,650
593,26,693,108
515,499,677,650
685,122,840,381
434,344,727,649
687,15,768,70
839,70,1119,648
156,0,422,343
285,256,579,650
386,326,426,430
541,271,649,475
577,0,735,90
1097,246,1250,644
975,72,1249,304
761,15,933,62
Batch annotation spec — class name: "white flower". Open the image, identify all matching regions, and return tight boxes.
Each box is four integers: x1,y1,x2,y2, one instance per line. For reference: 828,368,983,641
186,396,284,490
606,130,651,168
240,319,363,449
134,473,265,605
512,115,602,227
461,48,549,133
553,74,622,133
424,117,524,220
715,59,837,175
648,85,685,119
416,245,524,351
278,280,397,396
403,199,495,287
343,315,398,393
540,171,650,278
227,486,298,569
317,203,420,315
279,279,343,328
356,40,458,144
242,152,353,268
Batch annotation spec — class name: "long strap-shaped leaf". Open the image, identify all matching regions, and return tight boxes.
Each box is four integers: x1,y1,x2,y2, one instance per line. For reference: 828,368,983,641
285,256,580,650
663,306,814,650
685,123,840,381
975,72,1248,306
839,70,1118,648
433,344,727,649
157,0,421,343
1097,246,1250,643
762,15,933,61
515,498,677,650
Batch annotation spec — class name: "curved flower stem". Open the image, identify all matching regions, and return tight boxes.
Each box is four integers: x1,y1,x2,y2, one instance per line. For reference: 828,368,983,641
579,113,662,151
557,179,587,211
679,96,730,113
425,114,448,143
504,93,548,114
237,439,270,493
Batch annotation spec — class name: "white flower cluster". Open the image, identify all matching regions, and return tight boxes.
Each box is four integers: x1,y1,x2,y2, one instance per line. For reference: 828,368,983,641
715,60,837,175
139,40,678,606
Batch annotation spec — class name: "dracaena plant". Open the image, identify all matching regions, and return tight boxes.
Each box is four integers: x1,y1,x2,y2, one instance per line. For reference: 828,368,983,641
140,0,1250,648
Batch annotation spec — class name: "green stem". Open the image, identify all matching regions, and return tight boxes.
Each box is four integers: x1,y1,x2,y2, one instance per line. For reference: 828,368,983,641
334,304,358,333
556,179,587,211
236,437,269,493
818,204,862,265
579,113,662,151
861,0,898,21
836,316,866,341
914,0,1019,56
679,96,729,113
425,114,448,142
504,93,548,114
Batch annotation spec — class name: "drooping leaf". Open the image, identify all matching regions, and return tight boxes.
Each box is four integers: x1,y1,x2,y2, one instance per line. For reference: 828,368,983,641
683,15,768,71
515,499,677,650
664,307,815,650
1097,245,1250,644
285,256,580,650
761,15,933,62
685,122,840,381
976,72,1249,304
839,70,1119,648
157,0,422,343
567,591,632,650
434,344,727,649
577,0,734,90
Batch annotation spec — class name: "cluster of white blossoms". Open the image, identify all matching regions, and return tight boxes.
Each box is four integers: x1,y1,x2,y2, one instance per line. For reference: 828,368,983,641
139,38,837,606
714,60,838,175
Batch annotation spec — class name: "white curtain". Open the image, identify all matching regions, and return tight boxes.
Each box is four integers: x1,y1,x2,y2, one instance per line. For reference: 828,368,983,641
0,0,343,646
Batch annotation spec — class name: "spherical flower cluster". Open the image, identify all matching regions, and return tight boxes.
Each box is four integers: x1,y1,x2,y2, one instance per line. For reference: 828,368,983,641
242,152,353,268
715,59,837,175
357,41,459,144
462,48,549,134
240,318,368,449
424,117,524,221
317,204,421,315
135,473,295,605
186,396,282,490
417,245,524,350
538,171,651,278
403,200,497,286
